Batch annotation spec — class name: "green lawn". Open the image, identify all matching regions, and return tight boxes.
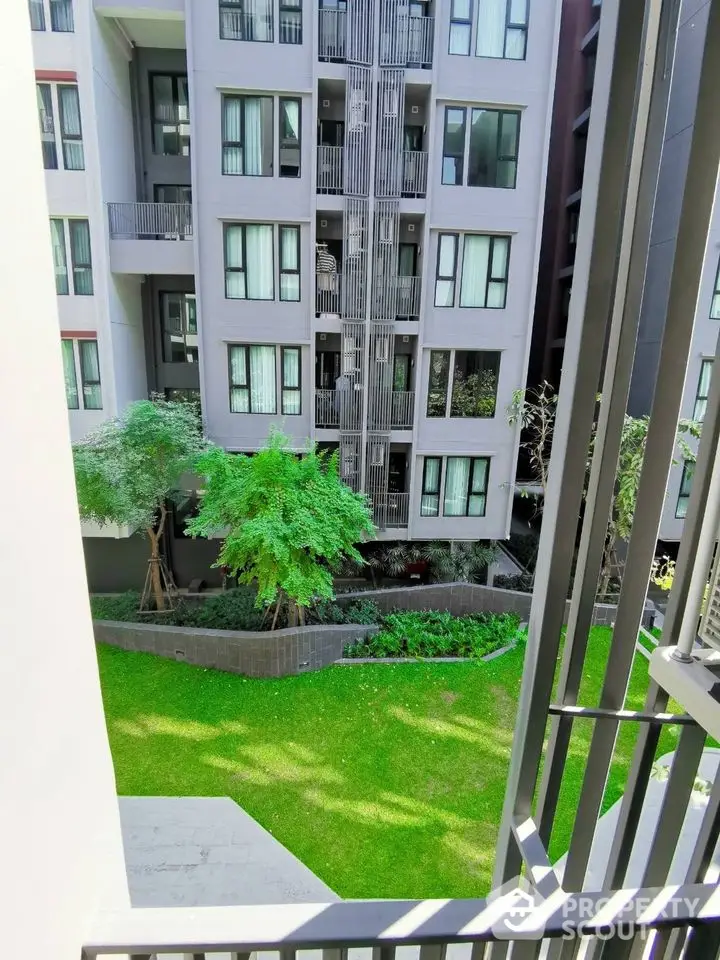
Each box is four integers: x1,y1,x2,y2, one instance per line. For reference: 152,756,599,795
98,627,681,899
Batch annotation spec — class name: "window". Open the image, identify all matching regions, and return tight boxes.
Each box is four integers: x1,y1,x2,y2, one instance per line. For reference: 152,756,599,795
468,109,519,188
676,461,694,519
61,338,102,410
69,219,93,295
449,0,472,54
279,0,302,43
151,74,190,156
421,457,442,516
281,347,301,414
228,344,277,413
476,0,528,60
37,85,57,169
57,86,84,170
450,351,500,417
279,98,301,177
442,107,466,185
161,293,198,363
444,457,489,516
460,234,510,307
50,218,92,295
222,95,273,176
220,0,273,41
224,224,274,300
279,226,300,301
29,0,46,30
711,259,720,319
427,351,450,416
30,0,73,30
434,234,459,306
694,360,713,422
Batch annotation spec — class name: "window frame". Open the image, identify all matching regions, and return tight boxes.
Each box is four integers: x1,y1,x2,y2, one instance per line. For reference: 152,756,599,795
427,350,451,417
458,233,511,309
675,461,694,519
61,337,102,411
281,346,302,415
475,0,529,61
223,222,276,301
219,0,274,42
29,0,47,30
278,96,302,178
61,339,79,409
711,258,720,319
227,344,279,414
693,359,713,423
442,456,490,517
449,0,472,55
441,106,467,186
50,217,69,295
160,291,198,364
57,83,84,171
37,84,58,170
49,0,74,31
279,225,301,301
420,457,443,517
449,350,501,418
78,339,103,410
150,73,190,157
434,233,459,307
467,107,520,189
221,93,274,177
279,0,302,44
68,218,93,296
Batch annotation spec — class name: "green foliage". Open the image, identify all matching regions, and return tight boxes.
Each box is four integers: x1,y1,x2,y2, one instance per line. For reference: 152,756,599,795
309,597,381,626
449,369,498,418
73,396,207,531
187,430,375,610
423,540,497,584
506,531,539,571
347,610,520,659
494,573,533,593
91,591,146,622
177,589,266,631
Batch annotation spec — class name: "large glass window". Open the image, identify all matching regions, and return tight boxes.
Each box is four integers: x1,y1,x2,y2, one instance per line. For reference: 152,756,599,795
676,461,694,519
711,259,720,319
279,0,302,43
37,85,57,170
434,234,459,306
29,0,46,30
427,351,450,416
224,224,274,300
61,339,78,408
443,457,489,516
69,219,93,295
228,345,277,413
279,98,301,177
50,0,73,31
220,0,273,41
161,293,198,363
279,226,300,301
476,0,528,59
441,107,467,185
421,458,443,516
50,218,68,295
281,347,301,414
151,74,190,156
79,340,103,409
222,95,273,176
468,109,519,188
449,0,472,54
694,360,713,422
459,234,510,308
450,351,501,417
58,85,84,170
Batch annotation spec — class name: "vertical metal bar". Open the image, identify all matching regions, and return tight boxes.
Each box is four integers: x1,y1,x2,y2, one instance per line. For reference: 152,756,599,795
492,0,651,893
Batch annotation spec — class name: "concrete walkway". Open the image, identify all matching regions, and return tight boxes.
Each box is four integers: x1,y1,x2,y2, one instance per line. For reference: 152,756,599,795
119,796,338,907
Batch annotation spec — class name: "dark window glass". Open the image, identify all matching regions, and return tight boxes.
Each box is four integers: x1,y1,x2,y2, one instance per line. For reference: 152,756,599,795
220,0,274,41
161,293,198,363
421,457,443,516
280,0,302,43
37,84,57,169
427,350,450,416
279,98,301,177
222,94,273,176
676,461,694,519
442,107,466,185
467,108,519,188
450,351,500,417
151,74,190,156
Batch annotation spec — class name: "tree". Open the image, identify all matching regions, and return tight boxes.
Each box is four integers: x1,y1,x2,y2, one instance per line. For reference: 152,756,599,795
508,384,701,595
187,430,375,627
73,396,206,610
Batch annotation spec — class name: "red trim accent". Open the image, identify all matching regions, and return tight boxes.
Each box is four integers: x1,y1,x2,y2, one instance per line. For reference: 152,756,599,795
35,70,77,82
61,330,97,339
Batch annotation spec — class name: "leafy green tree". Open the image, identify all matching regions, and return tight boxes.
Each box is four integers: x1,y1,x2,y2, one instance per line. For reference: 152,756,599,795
73,396,206,610
187,430,375,626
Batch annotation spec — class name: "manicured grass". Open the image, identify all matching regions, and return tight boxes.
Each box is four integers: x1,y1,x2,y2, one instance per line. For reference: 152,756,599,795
97,627,681,899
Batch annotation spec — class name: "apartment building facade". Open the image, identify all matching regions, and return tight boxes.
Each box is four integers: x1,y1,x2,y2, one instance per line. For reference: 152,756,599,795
34,0,561,587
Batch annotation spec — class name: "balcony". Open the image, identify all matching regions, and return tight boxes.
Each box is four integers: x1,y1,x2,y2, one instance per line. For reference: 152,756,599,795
316,389,415,430
107,202,194,274
395,275,421,319
315,389,339,428
316,272,342,316
371,490,410,529
401,150,428,197
317,145,343,193
390,390,415,428
318,8,346,61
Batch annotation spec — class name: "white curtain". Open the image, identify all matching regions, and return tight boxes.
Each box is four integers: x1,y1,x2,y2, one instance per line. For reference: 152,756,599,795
50,0,74,31
435,234,457,306
223,97,243,174
50,219,68,294
245,225,274,299
421,458,441,516
225,226,246,298
282,348,301,414
695,361,713,421
230,346,249,412
487,238,509,307
250,345,276,413
59,86,84,170
280,227,300,301
449,0,471,54
253,0,272,41
505,0,527,58
70,220,93,295
476,0,506,58
244,98,263,175
79,340,102,409
282,99,300,140
443,458,470,516
61,340,78,408
460,235,490,307
468,459,488,515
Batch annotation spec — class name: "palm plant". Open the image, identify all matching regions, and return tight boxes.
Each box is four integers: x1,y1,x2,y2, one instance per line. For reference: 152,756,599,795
422,540,498,583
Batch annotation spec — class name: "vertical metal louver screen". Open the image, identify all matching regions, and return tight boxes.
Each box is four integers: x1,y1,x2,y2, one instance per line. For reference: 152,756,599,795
378,0,403,64
347,0,374,65
367,323,396,431
339,320,366,431
344,66,373,196
700,547,720,650
339,433,364,492
365,434,392,495
375,69,406,198
372,199,400,320
342,198,370,319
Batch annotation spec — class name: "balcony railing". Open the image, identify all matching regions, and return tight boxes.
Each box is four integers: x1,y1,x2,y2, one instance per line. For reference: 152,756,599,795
316,272,342,315
391,390,415,428
315,389,339,428
108,202,193,240
402,150,428,197
318,8,347,61
220,9,273,41
395,275,421,319
317,145,343,193
371,490,410,529
403,15,435,66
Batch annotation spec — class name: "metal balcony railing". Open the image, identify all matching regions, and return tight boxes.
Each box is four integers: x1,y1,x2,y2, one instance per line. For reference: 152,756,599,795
317,145,343,193
402,150,428,197
404,15,434,66
372,490,410,529
316,272,342,315
391,390,414,428
220,8,273,41
108,202,193,240
318,8,346,61
395,275,421,319
314,389,339,428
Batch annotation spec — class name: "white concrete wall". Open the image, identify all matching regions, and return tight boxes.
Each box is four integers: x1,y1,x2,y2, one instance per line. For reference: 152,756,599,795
0,4,130,957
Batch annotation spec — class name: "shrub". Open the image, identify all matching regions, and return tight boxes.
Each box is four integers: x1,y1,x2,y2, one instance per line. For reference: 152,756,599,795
346,610,520,659
506,531,539,571
175,588,267,631
494,573,533,593
91,591,146,622
309,597,380,626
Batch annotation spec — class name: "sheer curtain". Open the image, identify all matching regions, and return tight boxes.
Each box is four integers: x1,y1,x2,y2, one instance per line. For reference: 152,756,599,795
249,345,276,413
435,235,457,306
50,219,68,295
468,459,488,515
223,97,243,174
29,0,46,30
252,0,273,42
421,458,441,516
243,98,263,175
37,85,57,169
505,0,528,58
282,347,301,414
487,238,509,307
58,86,84,170
225,226,246,298
476,0,506,57
245,225,274,299
79,340,102,409
50,0,74,32
443,458,470,516
280,227,300,301
69,220,93,295
230,346,249,412
61,340,78,408
460,235,490,306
